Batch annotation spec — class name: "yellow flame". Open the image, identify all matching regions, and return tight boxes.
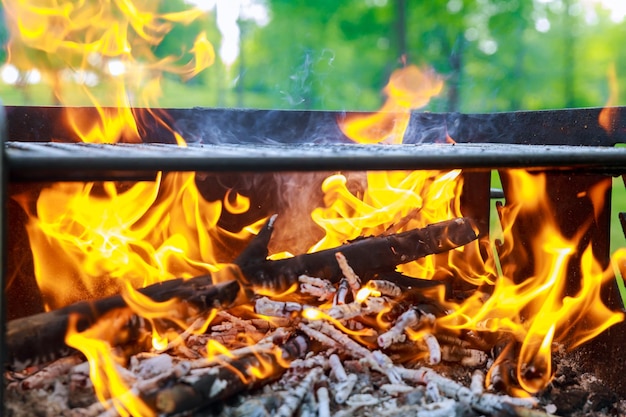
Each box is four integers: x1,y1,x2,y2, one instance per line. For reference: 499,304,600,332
65,313,155,417
303,307,377,343
151,328,169,351
206,339,235,360
355,287,381,303
309,170,464,279
436,170,624,393
16,172,261,310
3,0,214,142
8,0,624,400
255,282,300,299
338,65,443,144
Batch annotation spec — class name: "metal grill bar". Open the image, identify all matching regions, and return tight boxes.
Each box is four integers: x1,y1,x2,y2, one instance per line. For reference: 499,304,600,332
7,141,626,181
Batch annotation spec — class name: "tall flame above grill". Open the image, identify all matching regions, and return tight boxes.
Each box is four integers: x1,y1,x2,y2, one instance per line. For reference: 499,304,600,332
3,0,214,143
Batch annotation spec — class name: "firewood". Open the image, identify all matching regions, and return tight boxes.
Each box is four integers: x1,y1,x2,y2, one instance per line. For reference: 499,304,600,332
6,216,475,371
328,353,348,382
275,367,324,417
316,385,331,417
398,366,537,414
334,277,351,305
334,373,359,404
378,308,419,348
187,327,291,370
298,275,336,301
145,333,310,415
335,251,361,296
6,277,241,371
239,217,478,292
423,333,442,365
470,369,485,395
440,344,487,366
17,355,83,390
365,279,402,297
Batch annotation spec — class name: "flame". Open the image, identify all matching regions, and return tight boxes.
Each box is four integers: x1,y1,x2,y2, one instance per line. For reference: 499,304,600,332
310,169,464,279
65,312,155,417
16,172,262,310
7,0,624,403
338,65,443,144
436,170,624,393
303,307,378,343
355,287,381,303
3,0,214,143
599,63,619,135
307,164,622,395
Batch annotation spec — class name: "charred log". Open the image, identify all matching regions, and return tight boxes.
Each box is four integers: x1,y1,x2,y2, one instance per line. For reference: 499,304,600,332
143,333,310,416
5,216,476,371
239,216,478,292
6,277,241,371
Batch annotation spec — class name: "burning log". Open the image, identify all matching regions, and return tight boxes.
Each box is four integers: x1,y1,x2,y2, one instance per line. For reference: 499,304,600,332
143,333,310,415
238,216,479,292
6,277,241,370
6,216,476,371
8,256,611,417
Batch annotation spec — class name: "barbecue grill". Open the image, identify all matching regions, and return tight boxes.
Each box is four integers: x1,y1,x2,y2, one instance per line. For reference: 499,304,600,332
2,105,626,412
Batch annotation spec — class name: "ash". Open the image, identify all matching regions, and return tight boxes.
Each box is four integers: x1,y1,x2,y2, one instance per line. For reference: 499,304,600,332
4,269,625,417
5,324,624,417
191,351,625,417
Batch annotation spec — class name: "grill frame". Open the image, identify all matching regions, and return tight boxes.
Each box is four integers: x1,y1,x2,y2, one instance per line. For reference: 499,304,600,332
6,141,626,182
2,104,626,402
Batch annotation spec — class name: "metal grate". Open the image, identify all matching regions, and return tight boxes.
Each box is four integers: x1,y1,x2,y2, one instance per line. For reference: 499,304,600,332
7,141,626,181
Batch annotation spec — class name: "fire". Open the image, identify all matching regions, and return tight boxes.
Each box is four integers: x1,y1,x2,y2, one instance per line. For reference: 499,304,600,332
436,170,624,393
5,0,625,410
3,0,214,143
337,65,443,144
65,311,155,417
15,172,263,310
310,169,464,279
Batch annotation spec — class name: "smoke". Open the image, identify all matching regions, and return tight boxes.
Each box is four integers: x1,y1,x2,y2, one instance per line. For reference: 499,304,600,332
171,108,352,145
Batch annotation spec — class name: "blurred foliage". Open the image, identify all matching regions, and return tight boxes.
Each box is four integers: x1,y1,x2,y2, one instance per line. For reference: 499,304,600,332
0,0,625,112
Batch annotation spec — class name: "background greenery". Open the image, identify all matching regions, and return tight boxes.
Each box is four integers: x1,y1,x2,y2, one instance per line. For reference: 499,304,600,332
1,0,626,112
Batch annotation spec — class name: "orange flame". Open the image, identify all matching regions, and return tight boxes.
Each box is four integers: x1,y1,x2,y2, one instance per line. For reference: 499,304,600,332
599,63,619,135
65,312,155,417
436,170,624,393
338,65,443,144
15,173,263,310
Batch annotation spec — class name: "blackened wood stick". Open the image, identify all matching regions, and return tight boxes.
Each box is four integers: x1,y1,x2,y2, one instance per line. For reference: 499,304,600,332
238,217,478,292
6,277,241,370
